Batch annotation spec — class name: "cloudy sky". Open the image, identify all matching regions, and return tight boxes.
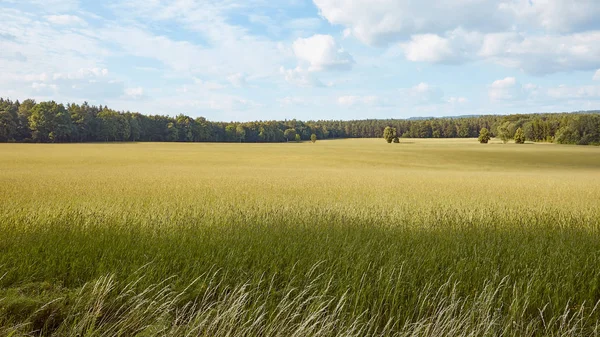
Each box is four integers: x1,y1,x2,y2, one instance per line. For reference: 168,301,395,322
1,0,600,121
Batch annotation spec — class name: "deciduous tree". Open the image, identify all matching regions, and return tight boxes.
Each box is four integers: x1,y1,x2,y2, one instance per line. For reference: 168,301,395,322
383,126,397,143
284,128,296,142
514,127,525,144
478,128,491,143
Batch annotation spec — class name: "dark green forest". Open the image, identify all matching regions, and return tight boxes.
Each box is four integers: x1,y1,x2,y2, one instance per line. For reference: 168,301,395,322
1,97,599,145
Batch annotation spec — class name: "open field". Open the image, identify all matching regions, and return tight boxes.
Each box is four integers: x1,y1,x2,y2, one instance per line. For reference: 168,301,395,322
1,138,600,336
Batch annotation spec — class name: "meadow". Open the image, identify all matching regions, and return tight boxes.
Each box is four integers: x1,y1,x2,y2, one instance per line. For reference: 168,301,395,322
1,138,600,336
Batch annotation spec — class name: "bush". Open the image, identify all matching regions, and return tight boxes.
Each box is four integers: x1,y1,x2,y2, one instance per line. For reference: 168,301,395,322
311,134,317,143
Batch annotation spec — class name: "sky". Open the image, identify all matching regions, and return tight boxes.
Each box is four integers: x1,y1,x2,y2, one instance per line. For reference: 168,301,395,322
1,0,600,121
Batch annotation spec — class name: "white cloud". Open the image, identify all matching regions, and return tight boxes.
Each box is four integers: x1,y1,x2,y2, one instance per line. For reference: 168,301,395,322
402,35,455,63
279,96,308,107
488,77,516,101
280,66,324,87
53,68,108,80
193,78,225,90
313,0,508,46
46,14,86,26
314,0,600,46
337,95,379,106
400,83,444,103
22,0,79,12
500,0,600,33
124,87,144,99
31,82,58,91
292,34,354,72
479,32,600,75
227,73,247,87
401,29,480,64
594,69,600,81
488,77,531,102
546,85,600,100
314,0,600,75
398,29,600,74
447,97,468,104
104,1,288,79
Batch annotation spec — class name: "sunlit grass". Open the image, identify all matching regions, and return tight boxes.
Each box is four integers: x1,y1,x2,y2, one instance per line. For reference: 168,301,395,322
1,139,600,336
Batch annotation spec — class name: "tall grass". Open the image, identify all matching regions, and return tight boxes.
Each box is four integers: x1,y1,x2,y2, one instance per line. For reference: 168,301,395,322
1,139,600,336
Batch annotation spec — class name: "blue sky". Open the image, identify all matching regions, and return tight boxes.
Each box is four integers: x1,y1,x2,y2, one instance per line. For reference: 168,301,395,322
1,0,600,121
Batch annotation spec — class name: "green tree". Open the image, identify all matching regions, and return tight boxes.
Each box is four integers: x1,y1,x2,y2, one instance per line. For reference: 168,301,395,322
225,124,236,142
17,99,35,140
284,128,296,142
383,126,397,143
52,106,73,142
129,116,141,141
295,134,301,142
236,125,246,142
167,122,179,141
310,134,317,143
97,109,120,141
478,128,491,144
29,101,70,142
514,127,525,144
0,110,17,141
392,136,400,143
497,123,510,144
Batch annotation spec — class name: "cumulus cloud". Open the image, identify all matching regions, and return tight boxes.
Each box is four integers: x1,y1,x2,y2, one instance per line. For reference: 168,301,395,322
499,0,600,33
488,77,518,101
313,0,509,46
398,29,600,74
314,0,600,45
46,14,86,26
479,32,600,75
292,34,354,72
401,29,481,64
594,70,600,81
314,0,600,75
487,77,538,102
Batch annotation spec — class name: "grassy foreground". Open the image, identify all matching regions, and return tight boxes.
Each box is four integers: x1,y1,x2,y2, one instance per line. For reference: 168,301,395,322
1,139,600,336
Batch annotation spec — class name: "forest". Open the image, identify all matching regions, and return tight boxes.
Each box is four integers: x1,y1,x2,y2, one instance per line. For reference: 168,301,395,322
1,97,599,145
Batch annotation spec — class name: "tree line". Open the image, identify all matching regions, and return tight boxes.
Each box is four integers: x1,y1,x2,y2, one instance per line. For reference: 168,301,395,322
1,97,599,145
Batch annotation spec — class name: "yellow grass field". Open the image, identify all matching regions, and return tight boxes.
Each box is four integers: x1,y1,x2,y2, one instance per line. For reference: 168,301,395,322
1,139,600,336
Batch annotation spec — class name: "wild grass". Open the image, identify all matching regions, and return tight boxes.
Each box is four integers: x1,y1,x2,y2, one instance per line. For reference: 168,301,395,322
1,138,600,336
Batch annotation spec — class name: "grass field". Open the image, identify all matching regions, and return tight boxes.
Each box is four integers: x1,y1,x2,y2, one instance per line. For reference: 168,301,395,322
1,138,600,336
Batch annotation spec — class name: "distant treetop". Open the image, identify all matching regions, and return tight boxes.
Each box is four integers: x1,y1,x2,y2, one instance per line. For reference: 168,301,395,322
1,97,599,145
